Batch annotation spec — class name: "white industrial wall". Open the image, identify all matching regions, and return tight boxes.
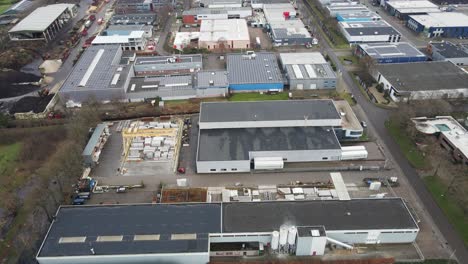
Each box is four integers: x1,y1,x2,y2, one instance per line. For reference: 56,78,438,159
37,252,209,264
210,232,273,244
296,236,327,256
249,149,342,162
198,119,342,129
326,229,419,244
199,39,250,50
289,78,337,90
196,159,251,173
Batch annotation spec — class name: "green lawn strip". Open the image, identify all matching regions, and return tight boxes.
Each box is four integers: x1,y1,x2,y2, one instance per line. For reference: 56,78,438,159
424,176,468,247
0,143,21,176
338,92,356,106
384,119,430,169
228,92,289,101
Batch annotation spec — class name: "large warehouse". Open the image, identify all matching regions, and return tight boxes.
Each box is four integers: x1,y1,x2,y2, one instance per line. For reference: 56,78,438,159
198,19,250,50
133,54,202,76
428,41,468,66
8,4,77,42
407,12,468,38
339,20,401,43
373,61,468,101
36,198,419,264
196,100,366,173
355,42,427,63
226,52,284,92
384,0,440,20
279,52,337,90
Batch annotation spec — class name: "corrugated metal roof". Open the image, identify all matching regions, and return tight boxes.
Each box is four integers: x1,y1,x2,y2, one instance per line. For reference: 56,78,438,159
227,52,283,84
82,123,107,156
280,52,327,65
9,4,75,32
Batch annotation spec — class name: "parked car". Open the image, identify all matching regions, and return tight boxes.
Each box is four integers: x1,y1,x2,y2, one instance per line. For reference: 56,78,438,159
72,198,85,205
116,187,126,193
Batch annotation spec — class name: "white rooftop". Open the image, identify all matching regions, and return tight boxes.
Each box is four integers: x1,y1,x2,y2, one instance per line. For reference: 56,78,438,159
413,116,468,158
387,0,438,10
409,12,468,28
92,31,145,44
9,4,75,32
280,52,327,65
199,19,249,42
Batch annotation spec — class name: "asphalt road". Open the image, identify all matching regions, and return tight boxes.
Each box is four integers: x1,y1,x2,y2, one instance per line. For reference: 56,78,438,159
299,0,468,262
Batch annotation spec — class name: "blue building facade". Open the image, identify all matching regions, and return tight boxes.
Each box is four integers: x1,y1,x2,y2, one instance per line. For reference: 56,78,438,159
407,13,468,38
229,83,284,91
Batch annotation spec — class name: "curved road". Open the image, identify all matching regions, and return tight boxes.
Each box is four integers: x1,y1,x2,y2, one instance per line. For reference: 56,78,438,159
300,0,468,262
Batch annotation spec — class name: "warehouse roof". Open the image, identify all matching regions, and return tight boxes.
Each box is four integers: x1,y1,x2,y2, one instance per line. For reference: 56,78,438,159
9,4,74,32
200,0,242,7
280,52,327,65
376,61,468,92
285,63,336,80
430,41,468,59
337,11,381,20
197,126,341,161
106,24,153,33
196,71,228,88
200,100,340,123
386,0,440,14
92,31,145,44
222,198,419,232
199,19,250,42
409,12,468,27
340,21,400,36
227,52,283,84
37,203,221,257
110,13,156,25
183,7,250,15
127,75,194,93
135,54,202,65
358,42,426,59
82,124,107,156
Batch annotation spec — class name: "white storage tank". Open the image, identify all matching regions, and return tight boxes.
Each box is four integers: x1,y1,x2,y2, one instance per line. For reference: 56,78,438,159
271,231,280,251
287,226,297,246
254,157,284,170
340,150,368,160
279,225,288,247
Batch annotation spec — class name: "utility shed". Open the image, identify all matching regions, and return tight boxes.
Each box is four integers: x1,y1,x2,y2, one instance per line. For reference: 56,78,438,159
355,42,427,63
373,61,468,101
226,52,284,92
82,123,108,167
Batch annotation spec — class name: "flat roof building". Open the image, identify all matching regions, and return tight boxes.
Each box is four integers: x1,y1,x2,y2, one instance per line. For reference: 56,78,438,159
109,13,156,25
133,54,202,76
355,42,427,63
92,31,147,51
251,0,290,9
263,3,297,22
269,20,313,46
385,0,440,20
326,4,369,17
199,19,250,50
407,12,468,38
106,24,153,38
195,70,229,97
339,20,401,43
373,61,468,101
182,7,251,24
336,11,381,22
428,41,468,66
59,45,130,104
226,52,284,92
199,0,242,8
8,4,77,42
36,198,419,264
114,0,153,14
279,52,337,90
127,75,197,101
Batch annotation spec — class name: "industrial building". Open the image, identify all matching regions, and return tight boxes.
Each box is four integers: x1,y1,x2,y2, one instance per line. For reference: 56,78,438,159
173,32,200,51
59,45,131,104
82,124,110,167
126,75,196,101
407,12,468,38
92,31,147,51
8,4,77,42
36,198,419,264
339,20,401,43
251,0,290,9
105,24,153,38
413,116,468,164
427,41,468,66
263,3,297,22
226,52,284,92
114,0,153,14
333,100,364,139
373,61,468,101
336,11,381,22
327,4,370,17
355,42,427,63
195,70,229,97
199,19,250,50
182,7,252,24
279,52,337,90
268,20,313,46
196,100,366,173
109,13,156,25
385,0,440,20
199,0,242,8
133,54,202,76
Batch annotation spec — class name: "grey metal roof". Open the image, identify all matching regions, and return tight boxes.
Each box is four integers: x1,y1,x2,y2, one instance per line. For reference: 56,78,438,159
200,100,341,123
127,75,194,93
222,198,419,232
430,41,468,59
82,124,107,156
376,61,468,92
358,42,426,59
200,0,242,6
344,26,399,36
196,71,228,89
285,64,336,80
60,45,129,94
110,13,156,25
197,126,341,161
135,54,202,65
9,4,74,33
3,0,34,14
38,203,221,257
183,7,228,15
272,27,312,40
106,24,153,32
227,52,283,85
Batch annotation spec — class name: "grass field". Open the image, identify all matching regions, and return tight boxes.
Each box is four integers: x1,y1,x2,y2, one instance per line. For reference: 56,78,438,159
385,119,430,169
0,143,21,178
228,92,289,101
424,175,468,247
0,0,13,13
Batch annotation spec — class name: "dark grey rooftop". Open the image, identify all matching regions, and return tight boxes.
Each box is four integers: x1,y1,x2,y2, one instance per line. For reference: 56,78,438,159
272,27,312,39
227,52,283,84
344,26,400,36
38,203,221,257
110,13,156,25
430,41,468,59
376,61,468,92
358,42,426,59
127,75,194,93
199,100,340,123
82,124,106,156
197,126,341,161
297,226,326,237
222,198,419,232
196,70,228,89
